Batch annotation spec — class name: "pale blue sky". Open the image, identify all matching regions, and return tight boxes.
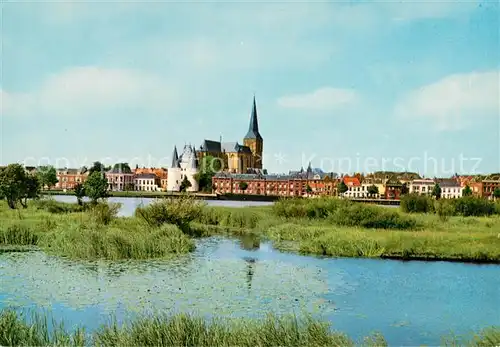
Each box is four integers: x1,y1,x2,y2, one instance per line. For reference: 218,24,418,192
1,0,499,176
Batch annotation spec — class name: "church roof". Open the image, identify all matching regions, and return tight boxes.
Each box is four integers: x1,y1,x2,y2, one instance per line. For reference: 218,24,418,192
171,146,180,168
221,142,252,154
200,139,222,152
244,96,262,140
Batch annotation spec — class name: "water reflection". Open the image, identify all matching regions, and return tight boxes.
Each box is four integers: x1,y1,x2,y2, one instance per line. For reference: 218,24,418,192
239,234,260,251
244,257,256,291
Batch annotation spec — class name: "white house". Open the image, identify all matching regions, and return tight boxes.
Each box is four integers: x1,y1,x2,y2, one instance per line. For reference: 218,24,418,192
437,179,463,199
409,179,435,195
134,173,161,191
167,145,199,192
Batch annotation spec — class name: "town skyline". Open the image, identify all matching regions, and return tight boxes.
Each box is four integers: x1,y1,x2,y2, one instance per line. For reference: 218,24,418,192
2,1,499,174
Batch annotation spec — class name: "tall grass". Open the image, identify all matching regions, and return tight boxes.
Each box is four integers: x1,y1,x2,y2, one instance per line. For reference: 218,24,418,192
401,195,498,217
273,198,417,230
1,309,498,347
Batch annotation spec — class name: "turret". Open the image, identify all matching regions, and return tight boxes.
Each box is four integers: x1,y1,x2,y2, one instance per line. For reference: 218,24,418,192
243,95,264,169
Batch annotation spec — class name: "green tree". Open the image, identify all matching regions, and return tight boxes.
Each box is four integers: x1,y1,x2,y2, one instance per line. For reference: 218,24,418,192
179,176,192,192
194,156,223,192
239,181,248,193
88,161,106,176
74,183,85,206
493,188,500,200
432,183,442,200
306,184,313,195
0,164,40,209
401,182,409,195
112,163,132,173
84,171,109,204
37,166,58,190
368,185,379,197
462,185,473,197
337,181,348,196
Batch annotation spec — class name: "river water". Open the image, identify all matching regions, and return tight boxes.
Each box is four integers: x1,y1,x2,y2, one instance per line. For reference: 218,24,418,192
0,196,498,345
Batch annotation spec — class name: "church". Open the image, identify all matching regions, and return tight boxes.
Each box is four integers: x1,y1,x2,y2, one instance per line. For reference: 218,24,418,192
197,96,264,174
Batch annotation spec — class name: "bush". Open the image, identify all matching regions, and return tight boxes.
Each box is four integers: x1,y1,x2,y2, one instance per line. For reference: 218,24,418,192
400,194,434,214
273,198,417,230
33,199,84,214
434,200,455,222
89,203,121,225
135,196,205,231
453,197,496,217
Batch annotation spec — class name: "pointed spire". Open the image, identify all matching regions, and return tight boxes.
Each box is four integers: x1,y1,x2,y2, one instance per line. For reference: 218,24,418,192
171,146,180,168
307,161,312,172
244,95,262,140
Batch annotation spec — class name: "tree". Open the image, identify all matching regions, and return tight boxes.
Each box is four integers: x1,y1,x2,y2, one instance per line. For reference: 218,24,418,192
0,164,40,209
401,182,409,196
306,184,313,195
337,181,348,196
84,171,108,204
431,183,442,200
88,161,106,176
367,185,379,197
179,176,192,192
22,175,41,208
194,156,223,192
112,163,132,173
462,185,473,197
493,188,500,200
37,166,58,190
239,181,248,193
74,183,85,206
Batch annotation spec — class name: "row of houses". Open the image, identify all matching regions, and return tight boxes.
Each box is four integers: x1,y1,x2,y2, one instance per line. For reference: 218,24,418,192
212,167,500,200
21,164,500,199
55,167,168,192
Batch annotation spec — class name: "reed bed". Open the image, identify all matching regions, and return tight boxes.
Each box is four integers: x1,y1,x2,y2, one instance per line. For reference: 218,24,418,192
2,309,498,347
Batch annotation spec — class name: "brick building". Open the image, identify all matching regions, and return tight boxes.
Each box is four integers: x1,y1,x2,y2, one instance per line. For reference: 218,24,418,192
55,168,88,190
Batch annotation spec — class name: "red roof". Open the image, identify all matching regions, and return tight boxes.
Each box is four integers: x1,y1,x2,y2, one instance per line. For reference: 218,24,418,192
343,176,361,186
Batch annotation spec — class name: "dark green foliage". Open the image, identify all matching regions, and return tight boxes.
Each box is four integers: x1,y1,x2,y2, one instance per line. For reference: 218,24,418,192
431,183,442,200
88,161,106,176
84,172,109,203
179,176,192,192
74,183,85,206
194,155,223,192
273,198,417,230
493,188,500,199
306,185,313,194
453,197,496,217
89,203,120,225
367,185,379,197
36,166,58,190
135,196,205,232
462,185,473,197
337,181,348,195
33,199,84,214
239,181,249,191
112,163,132,173
400,194,435,213
0,164,40,209
401,183,409,195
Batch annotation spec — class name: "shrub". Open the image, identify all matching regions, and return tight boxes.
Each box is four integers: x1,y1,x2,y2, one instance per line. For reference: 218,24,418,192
89,203,121,225
135,196,205,231
273,198,417,230
33,199,84,214
400,194,434,214
434,200,455,222
453,197,496,217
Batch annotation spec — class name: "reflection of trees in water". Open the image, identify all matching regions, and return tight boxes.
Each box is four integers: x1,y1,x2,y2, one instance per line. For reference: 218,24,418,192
243,257,256,291
239,234,261,251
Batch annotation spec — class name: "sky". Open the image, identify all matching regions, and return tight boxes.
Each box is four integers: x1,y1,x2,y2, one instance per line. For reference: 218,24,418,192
1,0,499,177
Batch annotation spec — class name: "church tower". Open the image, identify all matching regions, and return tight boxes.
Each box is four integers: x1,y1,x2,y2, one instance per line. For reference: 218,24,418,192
243,96,263,170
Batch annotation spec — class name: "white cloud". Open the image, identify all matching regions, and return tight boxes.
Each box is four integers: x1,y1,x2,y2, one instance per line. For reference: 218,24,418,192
277,87,358,111
1,66,178,118
394,70,499,131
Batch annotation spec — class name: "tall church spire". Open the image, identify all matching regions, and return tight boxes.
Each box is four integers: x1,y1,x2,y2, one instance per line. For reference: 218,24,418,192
244,95,262,140
171,145,180,168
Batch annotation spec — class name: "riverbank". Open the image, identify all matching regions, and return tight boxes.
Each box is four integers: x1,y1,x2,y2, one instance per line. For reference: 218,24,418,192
1,309,498,347
1,197,500,262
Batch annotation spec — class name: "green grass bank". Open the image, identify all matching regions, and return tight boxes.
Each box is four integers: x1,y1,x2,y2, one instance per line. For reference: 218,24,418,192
1,309,498,347
1,196,500,262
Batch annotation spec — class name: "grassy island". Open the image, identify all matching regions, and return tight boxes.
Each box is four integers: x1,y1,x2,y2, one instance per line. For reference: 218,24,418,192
1,196,499,262
1,309,498,347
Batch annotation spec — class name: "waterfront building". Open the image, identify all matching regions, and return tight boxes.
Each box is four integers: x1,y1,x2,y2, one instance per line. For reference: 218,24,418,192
384,176,403,200
409,179,435,195
134,167,168,191
134,173,161,191
55,168,88,190
167,145,199,192
435,178,463,199
482,178,500,199
197,96,264,174
106,166,134,191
